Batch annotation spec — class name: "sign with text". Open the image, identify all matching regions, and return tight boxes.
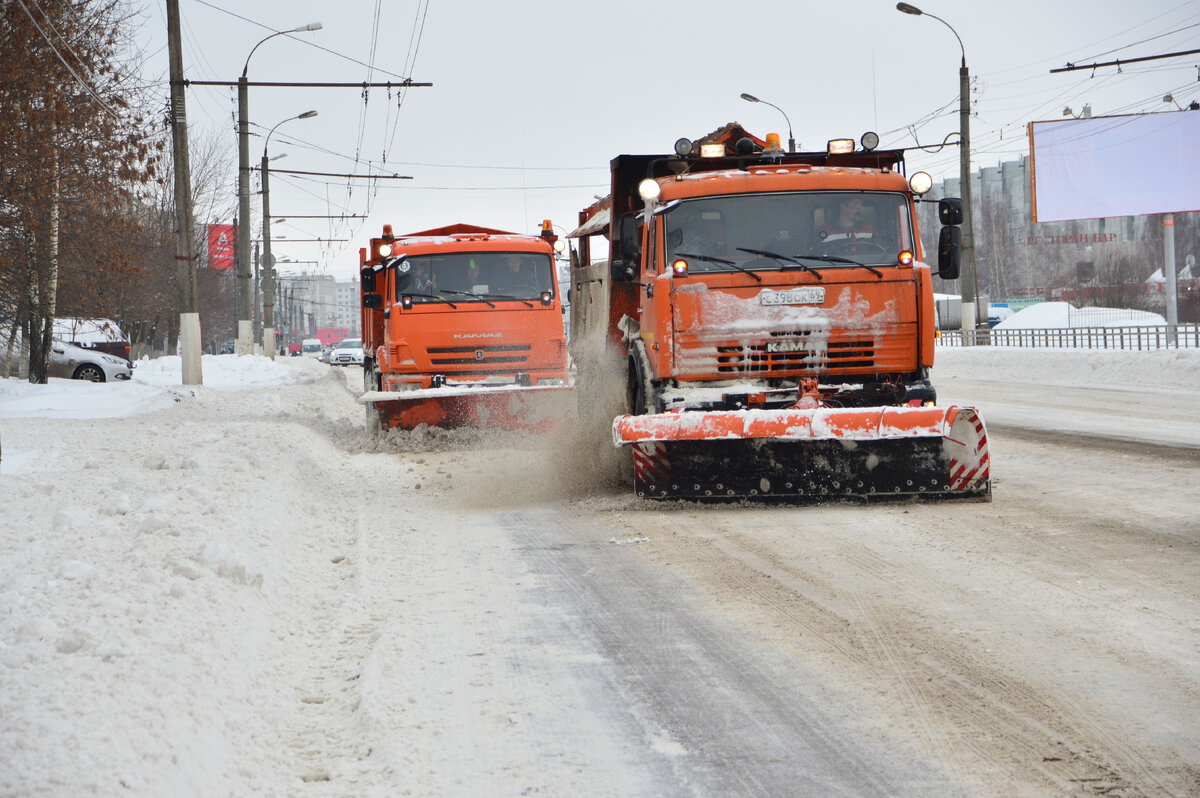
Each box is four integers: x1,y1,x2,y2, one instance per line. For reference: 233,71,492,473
207,224,235,270
1028,111,1200,222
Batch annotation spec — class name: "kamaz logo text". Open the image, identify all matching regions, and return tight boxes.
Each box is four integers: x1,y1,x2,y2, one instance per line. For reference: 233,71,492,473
453,333,503,339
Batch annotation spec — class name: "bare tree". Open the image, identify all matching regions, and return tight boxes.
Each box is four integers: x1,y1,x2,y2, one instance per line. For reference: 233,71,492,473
0,0,161,381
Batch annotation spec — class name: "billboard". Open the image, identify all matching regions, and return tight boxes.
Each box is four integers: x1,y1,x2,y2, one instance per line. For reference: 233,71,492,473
207,224,235,270
1028,111,1200,223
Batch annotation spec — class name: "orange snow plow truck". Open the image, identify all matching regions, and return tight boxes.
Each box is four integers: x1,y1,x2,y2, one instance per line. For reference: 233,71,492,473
358,222,572,432
568,130,991,501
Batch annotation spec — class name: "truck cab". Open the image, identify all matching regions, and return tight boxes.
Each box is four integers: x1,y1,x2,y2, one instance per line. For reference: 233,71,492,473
359,222,571,431
571,133,962,416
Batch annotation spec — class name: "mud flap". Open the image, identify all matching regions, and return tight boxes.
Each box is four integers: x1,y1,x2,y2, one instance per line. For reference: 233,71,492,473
616,405,991,501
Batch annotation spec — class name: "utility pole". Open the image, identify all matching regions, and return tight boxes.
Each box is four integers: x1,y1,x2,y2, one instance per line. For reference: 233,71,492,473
1164,214,1178,345
236,68,252,354
253,239,261,349
234,23,322,357
166,0,201,384
897,4,981,341
261,109,316,361
262,155,276,359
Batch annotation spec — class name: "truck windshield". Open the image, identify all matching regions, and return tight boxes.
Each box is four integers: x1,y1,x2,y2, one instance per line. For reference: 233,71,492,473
662,191,914,273
394,251,555,303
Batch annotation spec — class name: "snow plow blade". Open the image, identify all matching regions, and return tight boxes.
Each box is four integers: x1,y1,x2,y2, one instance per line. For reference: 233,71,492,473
613,405,991,501
360,384,573,432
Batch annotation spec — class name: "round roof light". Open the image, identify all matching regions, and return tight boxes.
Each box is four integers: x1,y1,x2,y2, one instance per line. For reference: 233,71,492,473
909,171,934,196
553,239,567,253
861,131,880,151
379,243,393,256
674,137,693,157
638,179,662,202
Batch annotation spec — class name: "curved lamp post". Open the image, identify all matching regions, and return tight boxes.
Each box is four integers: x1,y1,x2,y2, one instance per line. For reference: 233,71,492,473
739,92,795,153
236,22,321,355
261,110,317,360
896,3,981,339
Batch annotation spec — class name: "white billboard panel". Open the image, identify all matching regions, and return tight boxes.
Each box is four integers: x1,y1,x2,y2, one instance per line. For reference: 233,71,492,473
1028,111,1200,223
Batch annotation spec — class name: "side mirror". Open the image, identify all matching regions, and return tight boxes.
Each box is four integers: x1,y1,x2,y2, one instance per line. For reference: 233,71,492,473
938,197,964,226
610,260,634,282
937,226,961,280
618,214,641,262
363,293,383,309
361,271,377,292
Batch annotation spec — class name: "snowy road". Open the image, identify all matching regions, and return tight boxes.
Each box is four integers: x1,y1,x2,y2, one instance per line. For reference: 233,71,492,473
2,351,1198,796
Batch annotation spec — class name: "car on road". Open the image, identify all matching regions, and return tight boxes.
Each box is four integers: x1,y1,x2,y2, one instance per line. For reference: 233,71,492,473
48,340,133,382
300,338,323,359
329,338,364,366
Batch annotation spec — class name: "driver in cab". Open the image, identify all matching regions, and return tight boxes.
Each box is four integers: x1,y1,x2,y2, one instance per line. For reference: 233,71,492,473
496,254,538,295
818,196,873,245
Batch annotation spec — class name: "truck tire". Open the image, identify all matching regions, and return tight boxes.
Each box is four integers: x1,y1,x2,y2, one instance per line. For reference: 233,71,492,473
363,359,384,435
628,339,657,415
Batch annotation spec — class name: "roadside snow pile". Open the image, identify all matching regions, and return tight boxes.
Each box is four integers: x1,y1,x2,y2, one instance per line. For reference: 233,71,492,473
0,377,170,418
0,354,327,420
935,347,1200,392
995,302,1166,329
135,354,325,390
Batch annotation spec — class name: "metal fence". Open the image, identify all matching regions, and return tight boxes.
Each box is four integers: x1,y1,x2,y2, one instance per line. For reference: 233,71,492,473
938,325,1200,350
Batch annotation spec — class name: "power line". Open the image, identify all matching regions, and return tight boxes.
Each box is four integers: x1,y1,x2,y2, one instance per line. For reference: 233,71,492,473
264,168,412,180
189,0,413,80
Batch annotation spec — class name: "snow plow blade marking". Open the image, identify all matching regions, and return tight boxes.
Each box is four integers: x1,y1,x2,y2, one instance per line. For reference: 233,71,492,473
613,405,990,501
361,384,573,432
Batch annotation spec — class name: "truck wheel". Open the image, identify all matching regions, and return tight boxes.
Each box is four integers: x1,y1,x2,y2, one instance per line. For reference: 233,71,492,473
361,358,374,393
366,402,383,435
363,361,384,434
628,340,656,415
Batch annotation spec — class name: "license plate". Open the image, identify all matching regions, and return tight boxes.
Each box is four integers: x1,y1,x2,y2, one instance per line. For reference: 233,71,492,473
765,339,812,353
759,287,825,306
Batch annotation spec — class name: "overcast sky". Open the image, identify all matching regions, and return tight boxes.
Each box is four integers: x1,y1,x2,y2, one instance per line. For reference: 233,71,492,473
133,0,1200,281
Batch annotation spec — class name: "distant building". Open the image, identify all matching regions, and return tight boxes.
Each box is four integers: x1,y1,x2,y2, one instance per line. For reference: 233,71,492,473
276,273,359,346
916,155,1198,317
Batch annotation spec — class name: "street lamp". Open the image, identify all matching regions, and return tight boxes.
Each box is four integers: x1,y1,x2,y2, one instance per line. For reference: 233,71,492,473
896,3,981,339
236,21,321,355
261,110,317,360
739,92,795,153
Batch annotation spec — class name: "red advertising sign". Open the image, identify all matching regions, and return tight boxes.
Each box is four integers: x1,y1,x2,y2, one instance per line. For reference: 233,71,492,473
207,224,235,270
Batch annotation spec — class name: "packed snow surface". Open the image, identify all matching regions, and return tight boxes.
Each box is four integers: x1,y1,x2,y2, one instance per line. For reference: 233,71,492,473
2,348,1198,795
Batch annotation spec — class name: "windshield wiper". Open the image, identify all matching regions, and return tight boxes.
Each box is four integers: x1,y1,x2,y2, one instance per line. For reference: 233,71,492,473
737,247,823,280
793,254,884,278
476,291,534,307
402,292,457,308
439,288,497,307
675,250,763,282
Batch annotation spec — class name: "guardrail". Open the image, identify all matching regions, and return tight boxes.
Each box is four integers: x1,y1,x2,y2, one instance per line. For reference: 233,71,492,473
937,325,1200,350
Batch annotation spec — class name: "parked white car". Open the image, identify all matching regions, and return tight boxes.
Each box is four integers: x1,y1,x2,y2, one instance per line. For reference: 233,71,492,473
48,340,132,382
329,338,364,366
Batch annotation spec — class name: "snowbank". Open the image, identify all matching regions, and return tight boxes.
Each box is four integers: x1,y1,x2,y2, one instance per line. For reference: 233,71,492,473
995,301,1166,329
